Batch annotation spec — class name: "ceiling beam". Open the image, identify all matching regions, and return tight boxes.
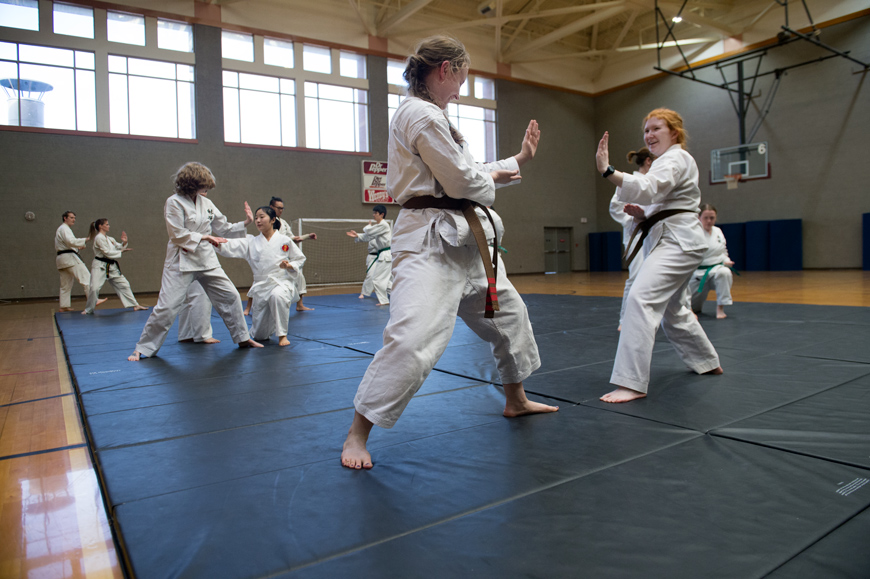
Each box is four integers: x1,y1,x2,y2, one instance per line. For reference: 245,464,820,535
348,0,375,37
378,0,436,36
503,5,627,62
401,1,626,38
659,1,739,36
501,0,544,54
511,37,717,62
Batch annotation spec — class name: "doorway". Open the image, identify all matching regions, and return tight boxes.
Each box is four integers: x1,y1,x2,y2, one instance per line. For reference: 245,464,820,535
544,227,573,273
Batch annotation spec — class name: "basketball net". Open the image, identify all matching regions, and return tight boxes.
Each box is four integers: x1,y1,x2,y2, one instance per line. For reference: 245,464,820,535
724,174,741,190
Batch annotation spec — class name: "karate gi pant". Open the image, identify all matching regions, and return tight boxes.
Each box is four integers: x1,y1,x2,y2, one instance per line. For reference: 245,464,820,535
177,281,214,342
58,263,90,309
361,256,391,305
134,261,249,357
250,284,298,340
611,228,720,394
84,263,139,313
619,251,644,326
354,243,540,429
296,267,307,295
688,266,733,313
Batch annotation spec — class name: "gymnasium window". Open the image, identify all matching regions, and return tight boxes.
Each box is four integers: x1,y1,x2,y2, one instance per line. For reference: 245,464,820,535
0,0,39,31
304,81,368,152
0,3,196,139
0,41,96,131
108,55,195,139
222,36,370,153
223,70,296,147
53,3,93,39
158,20,193,53
222,30,253,62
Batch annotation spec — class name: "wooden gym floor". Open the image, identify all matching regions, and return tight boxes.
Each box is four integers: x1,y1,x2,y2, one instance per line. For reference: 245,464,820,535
1,270,867,577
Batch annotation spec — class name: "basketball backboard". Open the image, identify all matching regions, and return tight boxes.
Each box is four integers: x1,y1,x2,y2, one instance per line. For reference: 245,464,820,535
711,142,769,184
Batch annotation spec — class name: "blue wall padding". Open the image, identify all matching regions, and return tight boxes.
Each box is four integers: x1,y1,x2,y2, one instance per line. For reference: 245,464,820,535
769,219,803,271
718,223,746,269
745,221,770,271
604,231,623,272
864,213,870,271
589,233,603,272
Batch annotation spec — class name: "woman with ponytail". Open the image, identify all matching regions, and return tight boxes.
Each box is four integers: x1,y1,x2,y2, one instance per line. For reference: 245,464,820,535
82,218,148,314
609,147,653,330
341,35,557,470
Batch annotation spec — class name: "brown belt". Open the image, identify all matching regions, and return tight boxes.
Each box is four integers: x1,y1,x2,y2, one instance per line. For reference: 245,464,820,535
624,209,697,264
401,196,500,318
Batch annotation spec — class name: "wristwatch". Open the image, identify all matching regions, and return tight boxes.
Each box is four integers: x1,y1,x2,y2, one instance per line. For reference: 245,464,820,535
602,165,615,178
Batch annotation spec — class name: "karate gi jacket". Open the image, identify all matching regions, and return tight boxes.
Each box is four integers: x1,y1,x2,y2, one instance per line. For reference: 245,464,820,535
55,223,88,269
163,193,246,272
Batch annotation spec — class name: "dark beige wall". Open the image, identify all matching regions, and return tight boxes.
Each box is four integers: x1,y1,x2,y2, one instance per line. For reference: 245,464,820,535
593,16,870,269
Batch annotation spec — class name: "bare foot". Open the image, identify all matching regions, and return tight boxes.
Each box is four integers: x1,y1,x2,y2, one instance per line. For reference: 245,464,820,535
127,351,141,361
202,337,220,344
243,308,251,316
58,307,74,312
358,294,365,299
703,367,724,375
297,305,314,311
278,336,291,346
716,305,727,319
376,302,389,307
502,382,559,417
617,324,622,332
95,297,108,306
133,305,149,311
238,339,264,348
81,310,92,315
600,387,647,403
341,411,374,470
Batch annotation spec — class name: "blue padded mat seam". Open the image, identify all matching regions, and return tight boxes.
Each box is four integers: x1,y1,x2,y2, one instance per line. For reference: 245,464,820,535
576,401,707,433
790,353,870,365
709,432,870,473
99,416,519,509
759,503,870,579
254,433,706,578
700,367,870,435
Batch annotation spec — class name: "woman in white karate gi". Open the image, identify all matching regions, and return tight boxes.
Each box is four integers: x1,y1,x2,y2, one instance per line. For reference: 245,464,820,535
688,204,735,319
217,206,305,346
347,204,392,305
82,219,148,314
596,108,722,403
341,35,558,470
609,148,652,330
128,162,262,361
55,211,91,312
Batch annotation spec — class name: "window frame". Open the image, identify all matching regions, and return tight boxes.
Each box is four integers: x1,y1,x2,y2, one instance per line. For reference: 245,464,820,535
0,2,197,142
222,36,371,155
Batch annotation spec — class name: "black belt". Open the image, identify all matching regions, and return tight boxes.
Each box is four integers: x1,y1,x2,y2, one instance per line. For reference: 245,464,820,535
57,249,84,263
624,209,697,265
95,256,120,275
402,196,499,318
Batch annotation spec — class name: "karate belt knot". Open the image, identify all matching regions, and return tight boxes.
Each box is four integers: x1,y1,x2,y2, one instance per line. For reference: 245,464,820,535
94,256,120,275
623,209,697,265
696,262,740,294
365,246,391,274
402,196,500,318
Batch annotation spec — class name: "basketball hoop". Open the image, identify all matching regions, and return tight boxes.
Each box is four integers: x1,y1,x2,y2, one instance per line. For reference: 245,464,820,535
724,173,742,190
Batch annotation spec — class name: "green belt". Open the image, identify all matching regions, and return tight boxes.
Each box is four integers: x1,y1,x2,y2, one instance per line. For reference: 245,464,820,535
696,262,739,294
365,246,391,274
